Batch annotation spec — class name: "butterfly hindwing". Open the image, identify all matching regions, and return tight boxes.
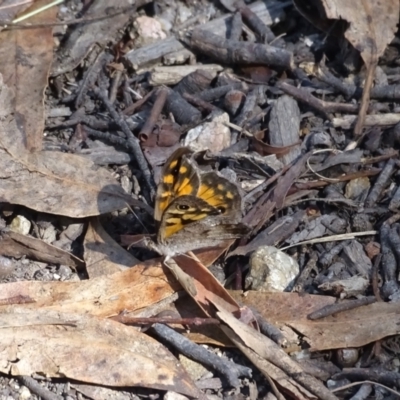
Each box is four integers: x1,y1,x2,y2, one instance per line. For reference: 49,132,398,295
158,195,220,242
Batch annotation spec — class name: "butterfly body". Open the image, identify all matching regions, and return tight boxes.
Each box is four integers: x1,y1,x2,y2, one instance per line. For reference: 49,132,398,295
150,148,249,257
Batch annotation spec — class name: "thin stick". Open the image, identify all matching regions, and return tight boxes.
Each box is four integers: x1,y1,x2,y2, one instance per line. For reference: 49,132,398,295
93,88,156,200
280,231,377,251
12,0,64,23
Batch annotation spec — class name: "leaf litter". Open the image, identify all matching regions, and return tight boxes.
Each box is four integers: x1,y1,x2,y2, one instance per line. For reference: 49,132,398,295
1,0,400,398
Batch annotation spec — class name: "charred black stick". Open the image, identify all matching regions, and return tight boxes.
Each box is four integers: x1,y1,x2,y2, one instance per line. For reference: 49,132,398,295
389,185,400,211
319,241,349,268
83,125,129,147
139,88,168,139
388,225,400,265
371,84,400,100
122,76,133,107
364,158,396,208
182,92,217,114
276,81,359,118
182,29,293,70
109,67,123,104
307,297,376,320
380,223,399,298
239,6,276,43
333,368,400,388
234,87,259,127
165,88,202,125
19,376,63,400
198,83,246,102
122,89,154,116
249,307,286,346
315,66,357,99
174,69,215,96
292,253,317,293
151,323,252,387
229,11,242,40
75,52,113,108
93,87,156,199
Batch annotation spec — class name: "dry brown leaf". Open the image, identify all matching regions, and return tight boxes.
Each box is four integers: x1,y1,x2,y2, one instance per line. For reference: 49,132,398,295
233,292,400,352
0,308,200,397
320,0,399,66
0,230,84,269
233,291,336,325
0,0,57,152
252,136,301,157
0,0,34,26
289,302,400,351
0,261,180,317
0,113,137,217
84,218,139,278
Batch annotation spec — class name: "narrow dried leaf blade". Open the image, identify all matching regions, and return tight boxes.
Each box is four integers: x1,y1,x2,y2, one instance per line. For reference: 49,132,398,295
0,230,83,269
0,0,57,151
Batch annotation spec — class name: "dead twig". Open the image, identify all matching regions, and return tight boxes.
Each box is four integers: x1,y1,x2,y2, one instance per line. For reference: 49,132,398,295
93,87,156,200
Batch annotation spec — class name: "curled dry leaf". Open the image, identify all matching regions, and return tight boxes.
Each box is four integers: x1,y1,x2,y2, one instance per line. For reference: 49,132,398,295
252,135,301,158
320,0,399,66
0,115,137,217
0,308,200,397
0,230,84,270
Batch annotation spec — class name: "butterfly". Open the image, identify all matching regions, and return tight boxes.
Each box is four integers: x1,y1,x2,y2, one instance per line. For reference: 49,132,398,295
148,147,250,257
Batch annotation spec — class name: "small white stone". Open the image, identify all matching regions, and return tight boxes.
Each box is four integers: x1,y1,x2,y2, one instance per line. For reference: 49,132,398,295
120,175,132,194
134,16,166,40
19,386,31,400
184,111,231,153
246,246,299,292
9,215,31,235
164,392,189,400
53,274,61,280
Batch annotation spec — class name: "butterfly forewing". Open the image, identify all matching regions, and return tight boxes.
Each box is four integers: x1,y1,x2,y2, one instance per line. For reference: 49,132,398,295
153,147,249,255
154,148,200,222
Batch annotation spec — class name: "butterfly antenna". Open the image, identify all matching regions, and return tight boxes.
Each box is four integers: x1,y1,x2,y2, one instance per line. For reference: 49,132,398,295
126,236,146,250
178,251,203,264
125,202,149,234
